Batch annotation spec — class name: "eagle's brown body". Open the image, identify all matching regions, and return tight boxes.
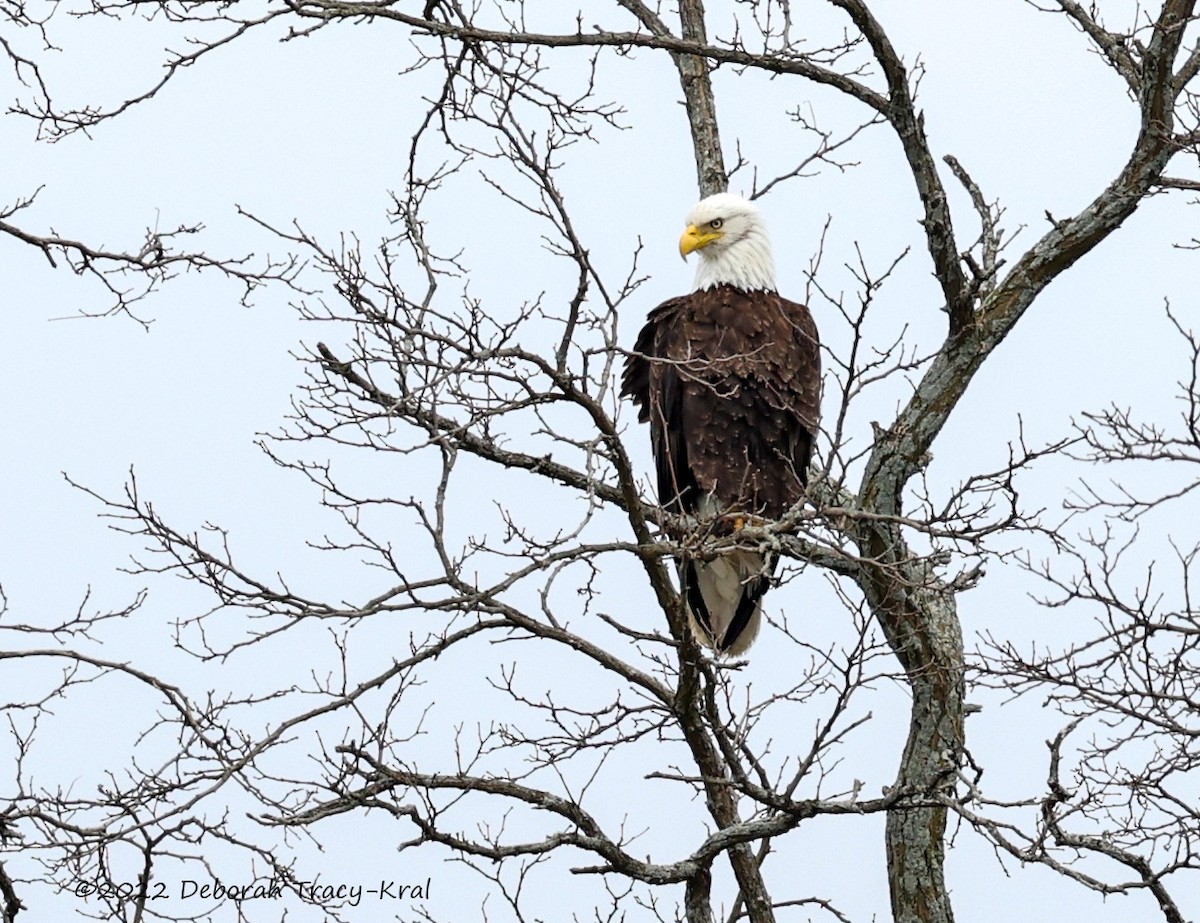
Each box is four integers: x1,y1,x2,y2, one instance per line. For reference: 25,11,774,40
622,283,821,653
622,285,820,518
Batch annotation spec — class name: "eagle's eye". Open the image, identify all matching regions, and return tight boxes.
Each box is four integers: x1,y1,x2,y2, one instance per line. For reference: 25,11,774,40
710,218,724,229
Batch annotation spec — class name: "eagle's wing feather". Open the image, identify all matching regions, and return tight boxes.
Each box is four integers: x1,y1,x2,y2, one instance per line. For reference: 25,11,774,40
623,289,820,517
622,297,703,513
666,288,820,517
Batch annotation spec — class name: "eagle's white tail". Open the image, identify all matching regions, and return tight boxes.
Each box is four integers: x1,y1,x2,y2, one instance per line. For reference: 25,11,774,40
682,550,771,655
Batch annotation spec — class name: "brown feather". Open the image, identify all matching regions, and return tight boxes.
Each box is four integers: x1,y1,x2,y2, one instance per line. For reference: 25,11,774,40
622,285,821,518
621,283,820,655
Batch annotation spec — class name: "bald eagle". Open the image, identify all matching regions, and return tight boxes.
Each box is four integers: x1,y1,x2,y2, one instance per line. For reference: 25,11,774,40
621,193,821,655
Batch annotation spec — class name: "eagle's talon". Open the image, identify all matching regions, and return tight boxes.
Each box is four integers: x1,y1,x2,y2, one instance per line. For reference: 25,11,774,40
717,512,765,532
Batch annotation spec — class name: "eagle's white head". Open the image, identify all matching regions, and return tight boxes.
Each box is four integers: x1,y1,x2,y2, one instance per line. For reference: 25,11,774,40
680,192,778,294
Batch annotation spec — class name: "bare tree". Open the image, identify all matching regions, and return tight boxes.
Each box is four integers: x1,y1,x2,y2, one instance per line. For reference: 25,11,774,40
3,2,1200,922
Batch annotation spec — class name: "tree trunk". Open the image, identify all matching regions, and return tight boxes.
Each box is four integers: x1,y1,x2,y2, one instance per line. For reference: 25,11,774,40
881,579,964,923
856,473,965,922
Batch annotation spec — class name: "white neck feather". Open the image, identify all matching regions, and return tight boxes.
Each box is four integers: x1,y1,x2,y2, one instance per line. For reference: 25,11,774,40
692,224,778,293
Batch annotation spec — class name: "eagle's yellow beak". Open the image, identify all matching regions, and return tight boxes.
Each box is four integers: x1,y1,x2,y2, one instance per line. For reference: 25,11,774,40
679,224,723,259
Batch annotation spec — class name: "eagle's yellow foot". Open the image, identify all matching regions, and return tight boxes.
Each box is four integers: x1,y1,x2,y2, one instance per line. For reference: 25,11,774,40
717,512,766,532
